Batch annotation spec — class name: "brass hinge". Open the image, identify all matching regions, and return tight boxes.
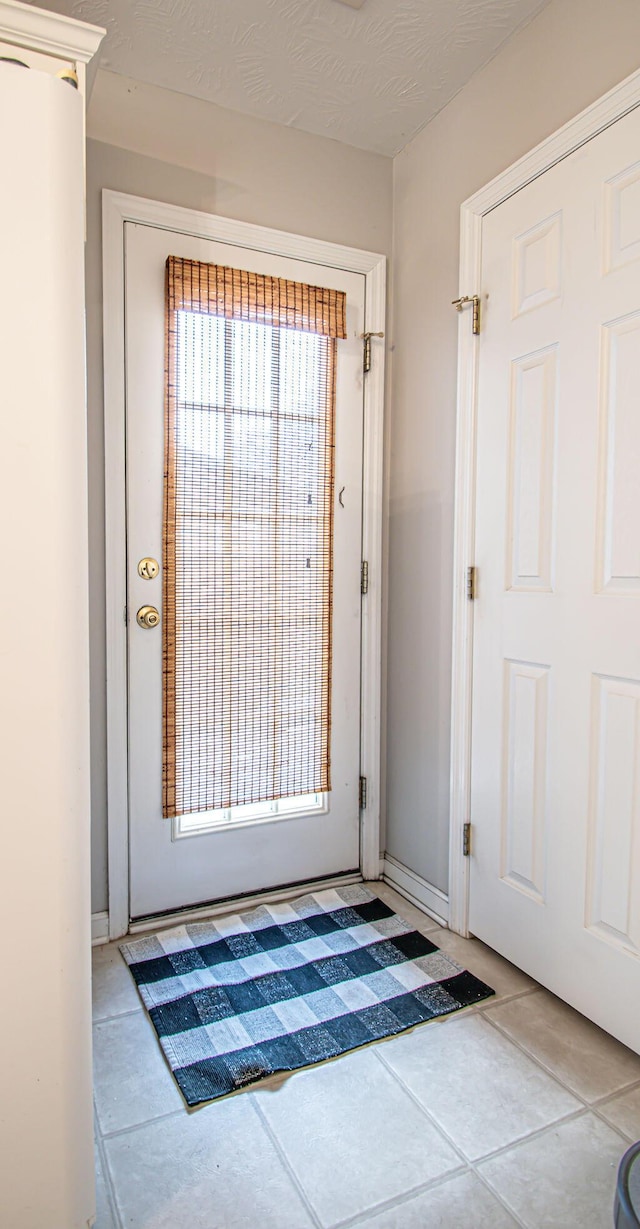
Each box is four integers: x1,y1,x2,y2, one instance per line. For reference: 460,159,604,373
361,331,384,374
463,822,471,857
123,605,128,626
467,566,477,601
359,776,367,809
361,560,369,595
452,294,481,336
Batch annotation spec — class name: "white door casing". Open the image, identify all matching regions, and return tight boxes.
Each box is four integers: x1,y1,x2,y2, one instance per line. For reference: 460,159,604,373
103,193,386,937
451,73,640,1053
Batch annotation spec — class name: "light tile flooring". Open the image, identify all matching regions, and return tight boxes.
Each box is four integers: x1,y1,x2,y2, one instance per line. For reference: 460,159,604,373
93,882,640,1228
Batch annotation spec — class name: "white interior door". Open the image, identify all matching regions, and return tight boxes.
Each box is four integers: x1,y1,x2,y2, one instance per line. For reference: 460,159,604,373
470,104,640,1052
125,223,365,919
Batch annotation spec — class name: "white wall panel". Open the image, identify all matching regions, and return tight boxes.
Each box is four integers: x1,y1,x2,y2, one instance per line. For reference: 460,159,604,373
587,674,640,953
597,311,640,592
501,660,550,902
605,160,640,272
506,346,557,591
512,212,562,317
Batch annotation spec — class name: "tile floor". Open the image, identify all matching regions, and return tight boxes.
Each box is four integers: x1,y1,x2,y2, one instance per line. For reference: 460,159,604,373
92,882,640,1228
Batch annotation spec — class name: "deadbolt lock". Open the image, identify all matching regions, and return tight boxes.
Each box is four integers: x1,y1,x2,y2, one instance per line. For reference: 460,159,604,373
138,556,160,580
136,605,160,629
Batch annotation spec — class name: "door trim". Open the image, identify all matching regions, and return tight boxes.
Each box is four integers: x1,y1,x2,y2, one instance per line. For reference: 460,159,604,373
449,66,640,937
128,872,364,935
103,190,386,939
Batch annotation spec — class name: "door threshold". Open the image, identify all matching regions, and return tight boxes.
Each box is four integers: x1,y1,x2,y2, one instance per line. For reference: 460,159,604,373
128,870,363,934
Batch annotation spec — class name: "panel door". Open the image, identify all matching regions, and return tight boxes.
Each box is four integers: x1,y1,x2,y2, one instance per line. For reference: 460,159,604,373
470,105,640,1052
125,222,365,919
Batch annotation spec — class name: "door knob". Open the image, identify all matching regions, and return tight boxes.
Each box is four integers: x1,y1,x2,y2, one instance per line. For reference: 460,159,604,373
137,605,160,629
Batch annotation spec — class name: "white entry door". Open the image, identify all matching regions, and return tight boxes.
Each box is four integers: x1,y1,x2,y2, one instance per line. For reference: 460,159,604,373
125,223,365,919
470,104,640,1052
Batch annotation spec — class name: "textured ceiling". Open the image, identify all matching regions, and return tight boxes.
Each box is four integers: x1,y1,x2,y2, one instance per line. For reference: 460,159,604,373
26,0,549,155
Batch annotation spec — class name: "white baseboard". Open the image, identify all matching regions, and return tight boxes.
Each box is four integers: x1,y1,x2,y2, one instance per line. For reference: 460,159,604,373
91,911,110,946
383,855,449,927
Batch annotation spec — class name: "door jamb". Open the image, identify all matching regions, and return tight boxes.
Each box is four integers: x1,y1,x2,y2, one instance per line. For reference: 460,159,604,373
103,190,386,940
449,66,640,937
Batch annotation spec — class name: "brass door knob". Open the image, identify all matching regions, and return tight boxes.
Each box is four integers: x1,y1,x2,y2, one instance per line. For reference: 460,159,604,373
137,605,160,629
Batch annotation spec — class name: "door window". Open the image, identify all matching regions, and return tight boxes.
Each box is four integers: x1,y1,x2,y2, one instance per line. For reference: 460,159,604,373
163,256,345,826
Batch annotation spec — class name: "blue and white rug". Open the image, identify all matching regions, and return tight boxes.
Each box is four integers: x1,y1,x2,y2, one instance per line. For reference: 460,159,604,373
120,884,494,1106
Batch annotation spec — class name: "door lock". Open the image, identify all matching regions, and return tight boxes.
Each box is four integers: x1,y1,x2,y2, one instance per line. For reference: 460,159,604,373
138,557,160,580
136,605,160,629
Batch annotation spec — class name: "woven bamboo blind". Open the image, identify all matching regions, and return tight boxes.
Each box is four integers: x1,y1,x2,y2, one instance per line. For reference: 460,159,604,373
163,256,346,819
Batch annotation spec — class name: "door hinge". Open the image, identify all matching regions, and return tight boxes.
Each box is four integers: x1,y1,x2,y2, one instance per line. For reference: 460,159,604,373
467,565,477,601
361,331,384,374
361,560,369,595
463,822,471,857
452,294,481,335
359,776,367,809
124,605,128,626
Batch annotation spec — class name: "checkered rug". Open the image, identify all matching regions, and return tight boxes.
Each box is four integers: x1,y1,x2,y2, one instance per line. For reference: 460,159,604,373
120,884,494,1106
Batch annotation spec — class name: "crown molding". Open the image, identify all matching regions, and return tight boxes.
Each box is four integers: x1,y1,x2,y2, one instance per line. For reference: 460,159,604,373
0,0,104,62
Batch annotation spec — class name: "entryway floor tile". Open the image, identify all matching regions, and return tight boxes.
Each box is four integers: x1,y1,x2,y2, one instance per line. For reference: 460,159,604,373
380,1012,580,1160
485,988,640,1102
93,940,144,1022
478,1112,627,1229
252,1046,461,1226
103,1095,315,1229
93,1010,184,1135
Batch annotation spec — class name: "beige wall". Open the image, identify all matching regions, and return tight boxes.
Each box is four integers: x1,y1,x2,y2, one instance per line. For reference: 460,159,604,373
86,72,393,912
387,0,640,892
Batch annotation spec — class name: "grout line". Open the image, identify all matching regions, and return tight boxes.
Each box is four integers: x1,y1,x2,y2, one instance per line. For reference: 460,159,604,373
375,1037,593,1166
479,1010,591,1097
589,1101,637,1144
471,1166,528,1227
327,1163,471,1229
590,1075,640,1108
354,1042,598,1229
94,1118,124,1229
92,1005,144,1026
476,986,540,1011
471,1106,589,1166
100,1106,186,1143
373,1047,472,1168
479,1010,634,1114
480,995,640,1110
250,1095,325,1229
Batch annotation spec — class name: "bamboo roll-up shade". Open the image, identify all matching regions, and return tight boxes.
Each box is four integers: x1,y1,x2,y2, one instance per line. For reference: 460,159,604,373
168,256,347,339
163,256,346,819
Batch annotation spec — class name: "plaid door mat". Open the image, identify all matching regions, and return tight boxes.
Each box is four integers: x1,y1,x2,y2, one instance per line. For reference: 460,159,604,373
120,884,494,1106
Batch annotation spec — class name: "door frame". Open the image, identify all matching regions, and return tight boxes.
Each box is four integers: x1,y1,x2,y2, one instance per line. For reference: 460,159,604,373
449,67,640,937
103,190,386,940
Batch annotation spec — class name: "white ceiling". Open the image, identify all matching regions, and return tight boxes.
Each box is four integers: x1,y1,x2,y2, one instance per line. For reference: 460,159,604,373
28,0,549,155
